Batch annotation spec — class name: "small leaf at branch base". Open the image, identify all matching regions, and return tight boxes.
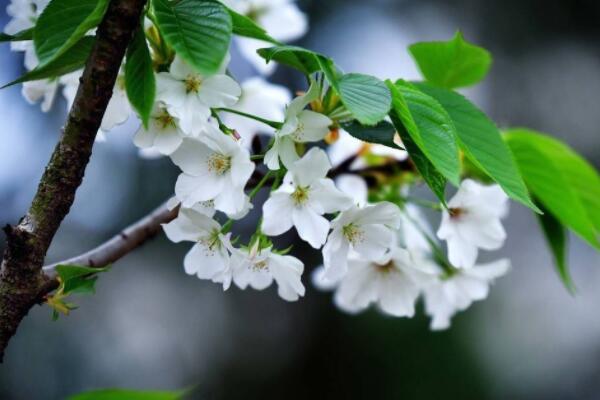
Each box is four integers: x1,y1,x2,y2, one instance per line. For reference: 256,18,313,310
2,37,94,88
409,31,492,89
536,202,575,293
153,0,232,75
126,27,156,128
34,0,108,66
56,264,110,294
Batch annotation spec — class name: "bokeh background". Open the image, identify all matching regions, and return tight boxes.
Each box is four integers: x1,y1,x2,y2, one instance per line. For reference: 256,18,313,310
1,0,600,399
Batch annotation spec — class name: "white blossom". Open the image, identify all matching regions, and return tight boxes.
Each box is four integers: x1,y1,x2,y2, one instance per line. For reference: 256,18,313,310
157,55,241,136
262,147,352,248
331,248,438,317
424,259,510,330
264,83,331,169
437,179,509,269
170,124,254,216
162,207,231,281
226,242,305,301
5,0,48,66
133,102,187,155
221,77,290,145
322,202,402,280
224,0,308,75
100,74,131,132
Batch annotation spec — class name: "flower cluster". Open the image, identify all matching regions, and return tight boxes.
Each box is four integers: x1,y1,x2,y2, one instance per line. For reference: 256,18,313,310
4,0,512,330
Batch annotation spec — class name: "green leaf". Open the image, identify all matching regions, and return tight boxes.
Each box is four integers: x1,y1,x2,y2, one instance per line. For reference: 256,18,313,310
386,80,447,204
535,202,575,293
56,264,110,295
0,28,33,42
153,0,232,75
226,6,278,44
2,36,93,87
332,73,391,126
415,83,539,213
505,129,600,250
408,31,492,89
257,45,325,75
126,27,156,128
34,0,108,66
389,80,460,185
68,388,184,400
341,120,402,149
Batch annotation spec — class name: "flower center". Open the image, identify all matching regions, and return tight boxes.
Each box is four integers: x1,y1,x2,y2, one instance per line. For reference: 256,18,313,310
207,153,232,175
198,229,222,254
342,223,364,245
291,186,310,206
449,207,465,219
154,108,176,130
184,74,202,93
374,260,395,274
251,260,269,272
291,122,305,140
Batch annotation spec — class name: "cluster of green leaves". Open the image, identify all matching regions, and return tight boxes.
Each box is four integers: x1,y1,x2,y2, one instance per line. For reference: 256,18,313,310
46,265,109,320
258,31,600,289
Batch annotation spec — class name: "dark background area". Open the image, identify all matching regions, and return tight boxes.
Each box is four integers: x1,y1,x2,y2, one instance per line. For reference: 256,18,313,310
1,0,600,399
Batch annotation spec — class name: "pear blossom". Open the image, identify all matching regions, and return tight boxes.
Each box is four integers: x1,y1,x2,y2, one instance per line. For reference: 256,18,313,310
424,259,510,330
223,0,307,75
157,55,241,136
264,83,332,169
226,242,305,301
437,179,509,269
262,147,352,248
133,102,187,155
170,124,254,215
221,77,290,144
162,207,231,281
322,202,402,280
331,248,438,317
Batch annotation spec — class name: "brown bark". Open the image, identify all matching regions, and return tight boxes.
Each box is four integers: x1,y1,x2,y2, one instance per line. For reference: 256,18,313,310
0,0,147,361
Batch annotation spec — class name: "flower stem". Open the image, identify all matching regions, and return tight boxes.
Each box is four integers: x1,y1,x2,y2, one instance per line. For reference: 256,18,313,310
404,196,442,211
249,170,274,200
215,108,283,129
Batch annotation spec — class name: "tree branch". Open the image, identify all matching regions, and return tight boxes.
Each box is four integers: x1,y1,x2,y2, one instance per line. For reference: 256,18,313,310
0,0,147,361
44,201,177,276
